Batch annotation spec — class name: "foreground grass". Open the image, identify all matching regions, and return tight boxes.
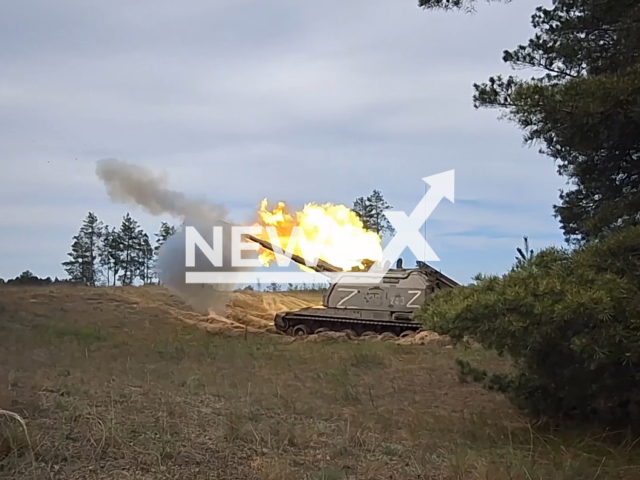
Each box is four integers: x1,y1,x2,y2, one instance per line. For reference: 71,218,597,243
0,286,639,479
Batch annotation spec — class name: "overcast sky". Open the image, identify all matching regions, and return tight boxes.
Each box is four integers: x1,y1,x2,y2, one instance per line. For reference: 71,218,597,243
0,0,565,283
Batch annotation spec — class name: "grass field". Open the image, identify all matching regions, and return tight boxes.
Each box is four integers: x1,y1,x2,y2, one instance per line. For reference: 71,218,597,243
1,285,639,479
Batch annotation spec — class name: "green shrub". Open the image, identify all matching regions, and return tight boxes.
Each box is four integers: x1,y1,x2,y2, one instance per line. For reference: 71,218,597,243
416,226,640,425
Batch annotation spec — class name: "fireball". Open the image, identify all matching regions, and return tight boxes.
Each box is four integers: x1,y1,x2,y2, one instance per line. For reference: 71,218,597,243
252,199,382,271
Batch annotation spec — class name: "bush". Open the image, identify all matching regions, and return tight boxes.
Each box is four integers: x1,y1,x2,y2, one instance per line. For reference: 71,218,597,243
416,226,640,425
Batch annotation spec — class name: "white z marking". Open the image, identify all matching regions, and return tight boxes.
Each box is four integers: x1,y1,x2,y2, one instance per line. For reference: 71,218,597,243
406,290,422,308
336,288,359,308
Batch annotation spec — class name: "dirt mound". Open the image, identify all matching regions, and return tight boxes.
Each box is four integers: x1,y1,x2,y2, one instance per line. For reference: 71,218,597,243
395,330,450,345
292,329,449,345
224,291,322,329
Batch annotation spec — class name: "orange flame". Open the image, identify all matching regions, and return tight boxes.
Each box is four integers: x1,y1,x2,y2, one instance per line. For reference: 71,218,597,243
253,199,382,271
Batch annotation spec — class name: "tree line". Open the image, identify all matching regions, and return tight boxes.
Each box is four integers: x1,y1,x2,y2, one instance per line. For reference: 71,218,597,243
58,189,396,288
0,189,395,288
61,212,176,287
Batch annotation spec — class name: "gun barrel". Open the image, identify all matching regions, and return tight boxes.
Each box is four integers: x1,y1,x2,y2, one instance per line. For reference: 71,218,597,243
243,234,343,274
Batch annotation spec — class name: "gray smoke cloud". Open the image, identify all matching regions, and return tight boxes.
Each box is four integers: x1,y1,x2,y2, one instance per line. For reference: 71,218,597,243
96,158,229,224
95,158,254,315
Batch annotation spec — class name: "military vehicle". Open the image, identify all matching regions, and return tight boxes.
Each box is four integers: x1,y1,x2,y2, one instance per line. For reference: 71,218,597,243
245,234,459,337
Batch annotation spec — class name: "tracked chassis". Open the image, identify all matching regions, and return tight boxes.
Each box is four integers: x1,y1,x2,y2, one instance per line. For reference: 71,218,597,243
274,308,421,337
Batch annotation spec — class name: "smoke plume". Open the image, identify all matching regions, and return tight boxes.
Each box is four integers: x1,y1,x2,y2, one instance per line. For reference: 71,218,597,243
96,158,229,224
95,158,251,316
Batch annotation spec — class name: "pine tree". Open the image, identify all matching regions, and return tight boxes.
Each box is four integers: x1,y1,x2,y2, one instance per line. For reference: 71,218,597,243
353,190,395,236
352,196,372,231
153,222,176,284
137,231,155,284
79,212,104,286
367,190,395,236
62,212,104,285
154,222,176,256
99,226,123,286
118,213,141,286
98,226,112,286
62,235,89,282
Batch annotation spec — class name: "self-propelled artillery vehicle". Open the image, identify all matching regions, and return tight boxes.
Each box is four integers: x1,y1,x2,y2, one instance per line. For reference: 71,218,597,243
245,234,459,337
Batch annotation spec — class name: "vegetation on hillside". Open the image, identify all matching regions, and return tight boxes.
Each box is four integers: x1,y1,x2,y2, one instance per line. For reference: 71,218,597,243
415,0,640,428
417,226,640,424
2,286,638,479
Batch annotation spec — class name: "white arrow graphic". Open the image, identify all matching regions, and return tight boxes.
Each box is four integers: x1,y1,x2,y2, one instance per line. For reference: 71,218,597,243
333,170,455,284
380,170,454,265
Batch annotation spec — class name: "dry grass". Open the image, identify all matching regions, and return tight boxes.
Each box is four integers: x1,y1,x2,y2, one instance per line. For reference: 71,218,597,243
0,285,639,479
